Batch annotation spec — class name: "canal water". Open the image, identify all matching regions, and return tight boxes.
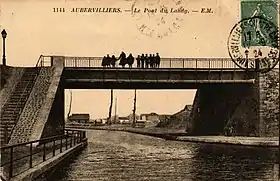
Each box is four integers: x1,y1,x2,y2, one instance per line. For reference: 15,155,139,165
50,130,278,181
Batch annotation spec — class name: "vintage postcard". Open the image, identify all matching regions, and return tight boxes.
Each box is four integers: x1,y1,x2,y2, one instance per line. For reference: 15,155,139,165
0,0,279,180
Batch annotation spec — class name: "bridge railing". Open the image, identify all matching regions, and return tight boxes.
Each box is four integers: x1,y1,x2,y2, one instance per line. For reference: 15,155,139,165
36,55,53,67
63,56,239,69
0,129,86,179
36,55,242,69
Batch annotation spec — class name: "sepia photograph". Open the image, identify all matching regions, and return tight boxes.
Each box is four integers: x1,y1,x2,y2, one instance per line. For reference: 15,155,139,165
0,0,279,180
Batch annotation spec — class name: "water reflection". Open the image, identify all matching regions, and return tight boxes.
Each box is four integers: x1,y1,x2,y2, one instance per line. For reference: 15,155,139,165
191,144,277,181
50,130,277,181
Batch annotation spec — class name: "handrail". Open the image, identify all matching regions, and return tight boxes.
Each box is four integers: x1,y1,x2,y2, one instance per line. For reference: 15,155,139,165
35,55,43,67
1,129,80,149
0,129,86,179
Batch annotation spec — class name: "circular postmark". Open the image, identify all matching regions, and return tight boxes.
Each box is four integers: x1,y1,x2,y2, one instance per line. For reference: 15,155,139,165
228,16,279,73
131,0,188,39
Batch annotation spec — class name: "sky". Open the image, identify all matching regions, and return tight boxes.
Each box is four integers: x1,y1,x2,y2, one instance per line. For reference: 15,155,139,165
65,89,196,119
1,0,242,119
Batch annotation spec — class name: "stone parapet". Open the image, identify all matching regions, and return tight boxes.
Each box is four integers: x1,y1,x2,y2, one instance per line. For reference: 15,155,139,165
258,69,279,137
30,57,65,142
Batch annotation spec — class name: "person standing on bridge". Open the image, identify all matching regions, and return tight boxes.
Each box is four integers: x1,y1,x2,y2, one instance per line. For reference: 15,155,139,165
145,54,149,68
127,53,134,68
141,54,145,68
118,51,126,68
136,55,141,68
102,56,106,67
149,54,154,68
155,53,161,68
111,55,117,67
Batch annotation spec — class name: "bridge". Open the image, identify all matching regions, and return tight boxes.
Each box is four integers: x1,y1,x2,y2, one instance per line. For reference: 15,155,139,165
1,55,278,145
40,56,256,89
0,55,278,180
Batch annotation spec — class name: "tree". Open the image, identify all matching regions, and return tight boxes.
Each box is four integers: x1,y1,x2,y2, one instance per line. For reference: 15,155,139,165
132,89,137,127
108,89,113,125
67,90,72,121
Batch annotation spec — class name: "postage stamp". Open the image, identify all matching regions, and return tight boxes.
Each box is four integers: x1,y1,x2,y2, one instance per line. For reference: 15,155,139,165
227,0,279,72
240,0,278,47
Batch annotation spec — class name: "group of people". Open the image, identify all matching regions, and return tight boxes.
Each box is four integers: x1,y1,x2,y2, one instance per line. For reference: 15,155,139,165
136,53,161,68
101,52,161,68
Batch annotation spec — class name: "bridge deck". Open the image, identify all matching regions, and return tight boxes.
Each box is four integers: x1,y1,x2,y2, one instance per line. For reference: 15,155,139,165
62,68,256,89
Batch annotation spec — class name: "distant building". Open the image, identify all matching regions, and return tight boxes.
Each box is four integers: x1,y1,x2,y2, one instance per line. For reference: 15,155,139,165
94,119,107,125
119,116,130,124
68,114,90,123
128,113,140,123
140,112,161,127
140,112,160,122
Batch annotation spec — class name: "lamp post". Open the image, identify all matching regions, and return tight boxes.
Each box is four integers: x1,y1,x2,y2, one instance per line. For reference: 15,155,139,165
245,48,249,69
1,29,7,66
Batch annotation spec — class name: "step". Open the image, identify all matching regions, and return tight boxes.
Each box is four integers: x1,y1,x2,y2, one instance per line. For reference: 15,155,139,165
8,98,28,101
1,113,20,117
13,87,33,91
0,123,15,127
15,83,34,87
1,117,18,121
4,103,25,107
1,114,19,118
9,96,29,99
9,94,30,98
3,104,22,108
0,122,16,127
2,108,22,112
1,111,20,115
0,126,15,130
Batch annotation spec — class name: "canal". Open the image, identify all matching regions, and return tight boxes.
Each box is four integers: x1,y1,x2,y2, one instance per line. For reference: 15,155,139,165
50,130,277,181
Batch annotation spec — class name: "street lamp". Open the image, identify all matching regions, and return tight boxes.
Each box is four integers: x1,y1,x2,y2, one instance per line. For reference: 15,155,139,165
1,29,7,66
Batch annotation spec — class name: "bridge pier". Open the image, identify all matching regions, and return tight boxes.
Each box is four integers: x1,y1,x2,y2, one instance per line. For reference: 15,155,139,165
41,83,65,138
188,70,279,137
41,57,65,139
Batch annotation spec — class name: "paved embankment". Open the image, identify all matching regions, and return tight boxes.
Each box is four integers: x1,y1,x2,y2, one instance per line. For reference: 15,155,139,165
66,124,279,148
10,140,87,181
175,136,278,147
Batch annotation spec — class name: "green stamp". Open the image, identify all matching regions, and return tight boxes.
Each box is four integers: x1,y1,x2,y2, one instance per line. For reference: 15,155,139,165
240,0,278,47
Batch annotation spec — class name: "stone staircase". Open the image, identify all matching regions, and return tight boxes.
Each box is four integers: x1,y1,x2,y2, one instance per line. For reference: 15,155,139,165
9,67,54,144
0,68,39,144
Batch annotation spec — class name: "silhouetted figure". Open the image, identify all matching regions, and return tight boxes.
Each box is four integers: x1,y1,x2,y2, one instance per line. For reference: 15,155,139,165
106,54,111,67
140,54,145,68
155,53,161,68
145,54,149,68
149,54,154,68
119,51,127,68
111,55,117,67
102,56,106,67
127,53,134,68
152,54,156,68
136,55,141,68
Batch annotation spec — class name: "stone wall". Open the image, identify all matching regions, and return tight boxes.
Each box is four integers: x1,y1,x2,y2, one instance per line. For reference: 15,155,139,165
259,69,279,137
189,68,279,137
41,81,64,139
187,89,201,134
30,57,65,143
0,67,25,110
189,84,259,136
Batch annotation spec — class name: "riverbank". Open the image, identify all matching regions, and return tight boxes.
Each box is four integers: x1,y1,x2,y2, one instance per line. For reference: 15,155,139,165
66,124,279,148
